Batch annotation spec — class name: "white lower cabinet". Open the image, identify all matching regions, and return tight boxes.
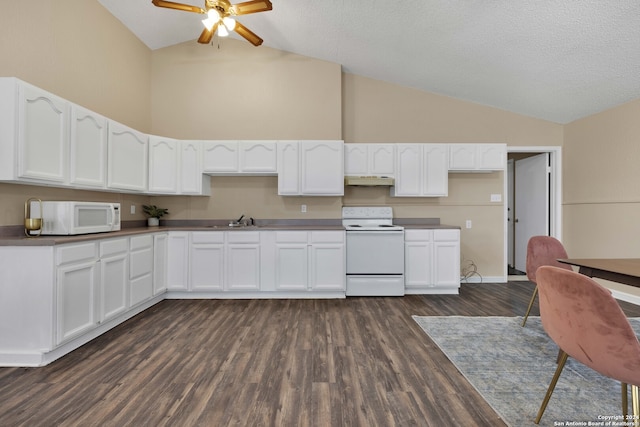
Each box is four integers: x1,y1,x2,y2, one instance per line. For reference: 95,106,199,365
56,243,99,345
166,230,345,296
404,229,460,294
226,232,261,291
274,230,345,292
153,233,168,295
99,238,128,322
129,235,154,306
190,232,225,291
167,232,189,290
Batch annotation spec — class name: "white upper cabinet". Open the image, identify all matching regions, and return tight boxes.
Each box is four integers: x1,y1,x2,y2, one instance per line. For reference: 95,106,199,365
392,144,448,197
203,140,277,175
148,136,179,194
278,140,344,196
299,140,344,195
239,141,277,173
449,143,506,171
180,141,210,195
69,104,108,189
202,140,238,173
0,78,69,185
344,144,394,176
277,141,300,195
107,120,148,192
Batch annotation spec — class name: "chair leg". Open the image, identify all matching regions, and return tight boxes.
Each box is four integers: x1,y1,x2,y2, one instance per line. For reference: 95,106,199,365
522,285,539,327
632,385,640,427
535,350,569,424
623,383,628,418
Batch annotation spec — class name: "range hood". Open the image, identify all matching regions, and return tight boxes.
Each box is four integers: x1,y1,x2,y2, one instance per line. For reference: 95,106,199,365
344,176,395,186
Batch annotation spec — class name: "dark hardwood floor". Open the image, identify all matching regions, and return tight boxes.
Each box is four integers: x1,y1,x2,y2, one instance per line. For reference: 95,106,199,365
2,281,640,426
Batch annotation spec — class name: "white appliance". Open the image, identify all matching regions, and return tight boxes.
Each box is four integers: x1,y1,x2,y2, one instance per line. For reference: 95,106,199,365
342,206,405,296
29,201,121,235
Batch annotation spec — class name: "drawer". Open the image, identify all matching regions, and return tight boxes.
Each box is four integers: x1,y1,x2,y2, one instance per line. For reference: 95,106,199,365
56,242,97,266
100,238,128,257
310,230,344,243
227,231,260,243
130,235,153,250
434,229,460,241
275,231,308,243
404,229,433,242
191,231,225,244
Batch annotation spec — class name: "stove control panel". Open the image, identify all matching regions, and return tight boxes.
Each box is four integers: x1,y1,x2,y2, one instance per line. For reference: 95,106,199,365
342,206,393,219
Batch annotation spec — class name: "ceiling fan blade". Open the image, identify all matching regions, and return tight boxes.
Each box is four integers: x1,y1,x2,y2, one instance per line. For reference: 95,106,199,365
233,21,264,46
231,0,272,15
197,22,218,44
151,0,205,14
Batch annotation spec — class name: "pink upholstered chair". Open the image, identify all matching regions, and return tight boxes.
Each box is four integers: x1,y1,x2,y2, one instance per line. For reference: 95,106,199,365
522,236,572,326
534,266,640,424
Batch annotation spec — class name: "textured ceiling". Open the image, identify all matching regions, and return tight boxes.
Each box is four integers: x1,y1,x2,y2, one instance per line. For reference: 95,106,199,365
98,0,640,124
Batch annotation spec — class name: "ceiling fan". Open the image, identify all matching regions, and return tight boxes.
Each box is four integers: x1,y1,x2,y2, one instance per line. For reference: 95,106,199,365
151,0,272,46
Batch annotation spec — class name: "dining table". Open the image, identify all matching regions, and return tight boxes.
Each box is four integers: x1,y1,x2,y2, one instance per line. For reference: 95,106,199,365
557,258,640,288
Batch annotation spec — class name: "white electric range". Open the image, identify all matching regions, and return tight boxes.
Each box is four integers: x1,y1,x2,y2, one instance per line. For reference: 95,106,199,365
342,206,405,296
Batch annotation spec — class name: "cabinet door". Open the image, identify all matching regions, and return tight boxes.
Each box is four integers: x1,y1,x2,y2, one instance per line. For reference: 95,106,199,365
69,104,107,188
405,241,433,288
478,144,506,170
449,144,476,170
240,141,277,173
148,136,178,194
167,232,189,290
433,230,461,287
369,144,395,176
153,233,168,295
277,141,300,195
130,235,154,306
181,141,209,195
394,144,422,196
107,121,148,192
202,141,238,173
423,144,448,196
309,244,344,290
100,253,128,321
18,82,68,183
227,244,261,290
190,244,224,291
300,140,344,195
344,144,368,176
56,260,98,345
275,244,308,290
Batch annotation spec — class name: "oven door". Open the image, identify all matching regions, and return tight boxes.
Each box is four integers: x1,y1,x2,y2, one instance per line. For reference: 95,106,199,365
346,231,404,275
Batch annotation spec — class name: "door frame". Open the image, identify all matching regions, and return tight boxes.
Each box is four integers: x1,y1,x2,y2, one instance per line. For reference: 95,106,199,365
503,146,562,280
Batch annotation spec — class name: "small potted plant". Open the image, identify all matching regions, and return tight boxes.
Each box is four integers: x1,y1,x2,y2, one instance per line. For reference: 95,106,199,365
142,204,169,227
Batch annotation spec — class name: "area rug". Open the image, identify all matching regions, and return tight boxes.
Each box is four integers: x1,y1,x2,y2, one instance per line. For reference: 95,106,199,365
412,315,640,427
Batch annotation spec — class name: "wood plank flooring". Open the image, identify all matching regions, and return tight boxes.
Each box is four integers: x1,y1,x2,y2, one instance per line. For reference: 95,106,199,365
2,281,640,426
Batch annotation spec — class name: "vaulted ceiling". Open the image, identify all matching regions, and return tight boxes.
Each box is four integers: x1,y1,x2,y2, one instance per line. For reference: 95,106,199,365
99,0,640,124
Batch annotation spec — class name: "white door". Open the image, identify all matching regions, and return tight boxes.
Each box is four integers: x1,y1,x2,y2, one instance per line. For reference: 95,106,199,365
514,153,549,272
507,159,515,268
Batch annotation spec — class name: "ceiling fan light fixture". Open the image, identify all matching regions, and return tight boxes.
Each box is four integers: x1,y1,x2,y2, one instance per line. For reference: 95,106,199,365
218,23,229,37
202,9,220,31
222,16,236,31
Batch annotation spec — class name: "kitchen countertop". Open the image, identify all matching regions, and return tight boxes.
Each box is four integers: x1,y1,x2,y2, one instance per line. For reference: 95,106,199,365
0,219,459,246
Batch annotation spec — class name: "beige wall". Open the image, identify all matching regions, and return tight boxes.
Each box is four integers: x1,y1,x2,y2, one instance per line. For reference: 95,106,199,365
0,0,153,223
563,98,640,296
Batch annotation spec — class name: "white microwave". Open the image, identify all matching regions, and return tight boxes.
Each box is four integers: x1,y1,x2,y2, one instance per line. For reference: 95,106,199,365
29,201,121,235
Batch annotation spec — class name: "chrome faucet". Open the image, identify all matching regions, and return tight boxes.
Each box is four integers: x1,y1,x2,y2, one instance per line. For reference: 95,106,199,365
229,214,246,227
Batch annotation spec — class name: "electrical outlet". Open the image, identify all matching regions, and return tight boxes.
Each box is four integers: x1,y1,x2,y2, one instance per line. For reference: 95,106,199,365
301,204,307,213
466,220,472,229
130,205,136,215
